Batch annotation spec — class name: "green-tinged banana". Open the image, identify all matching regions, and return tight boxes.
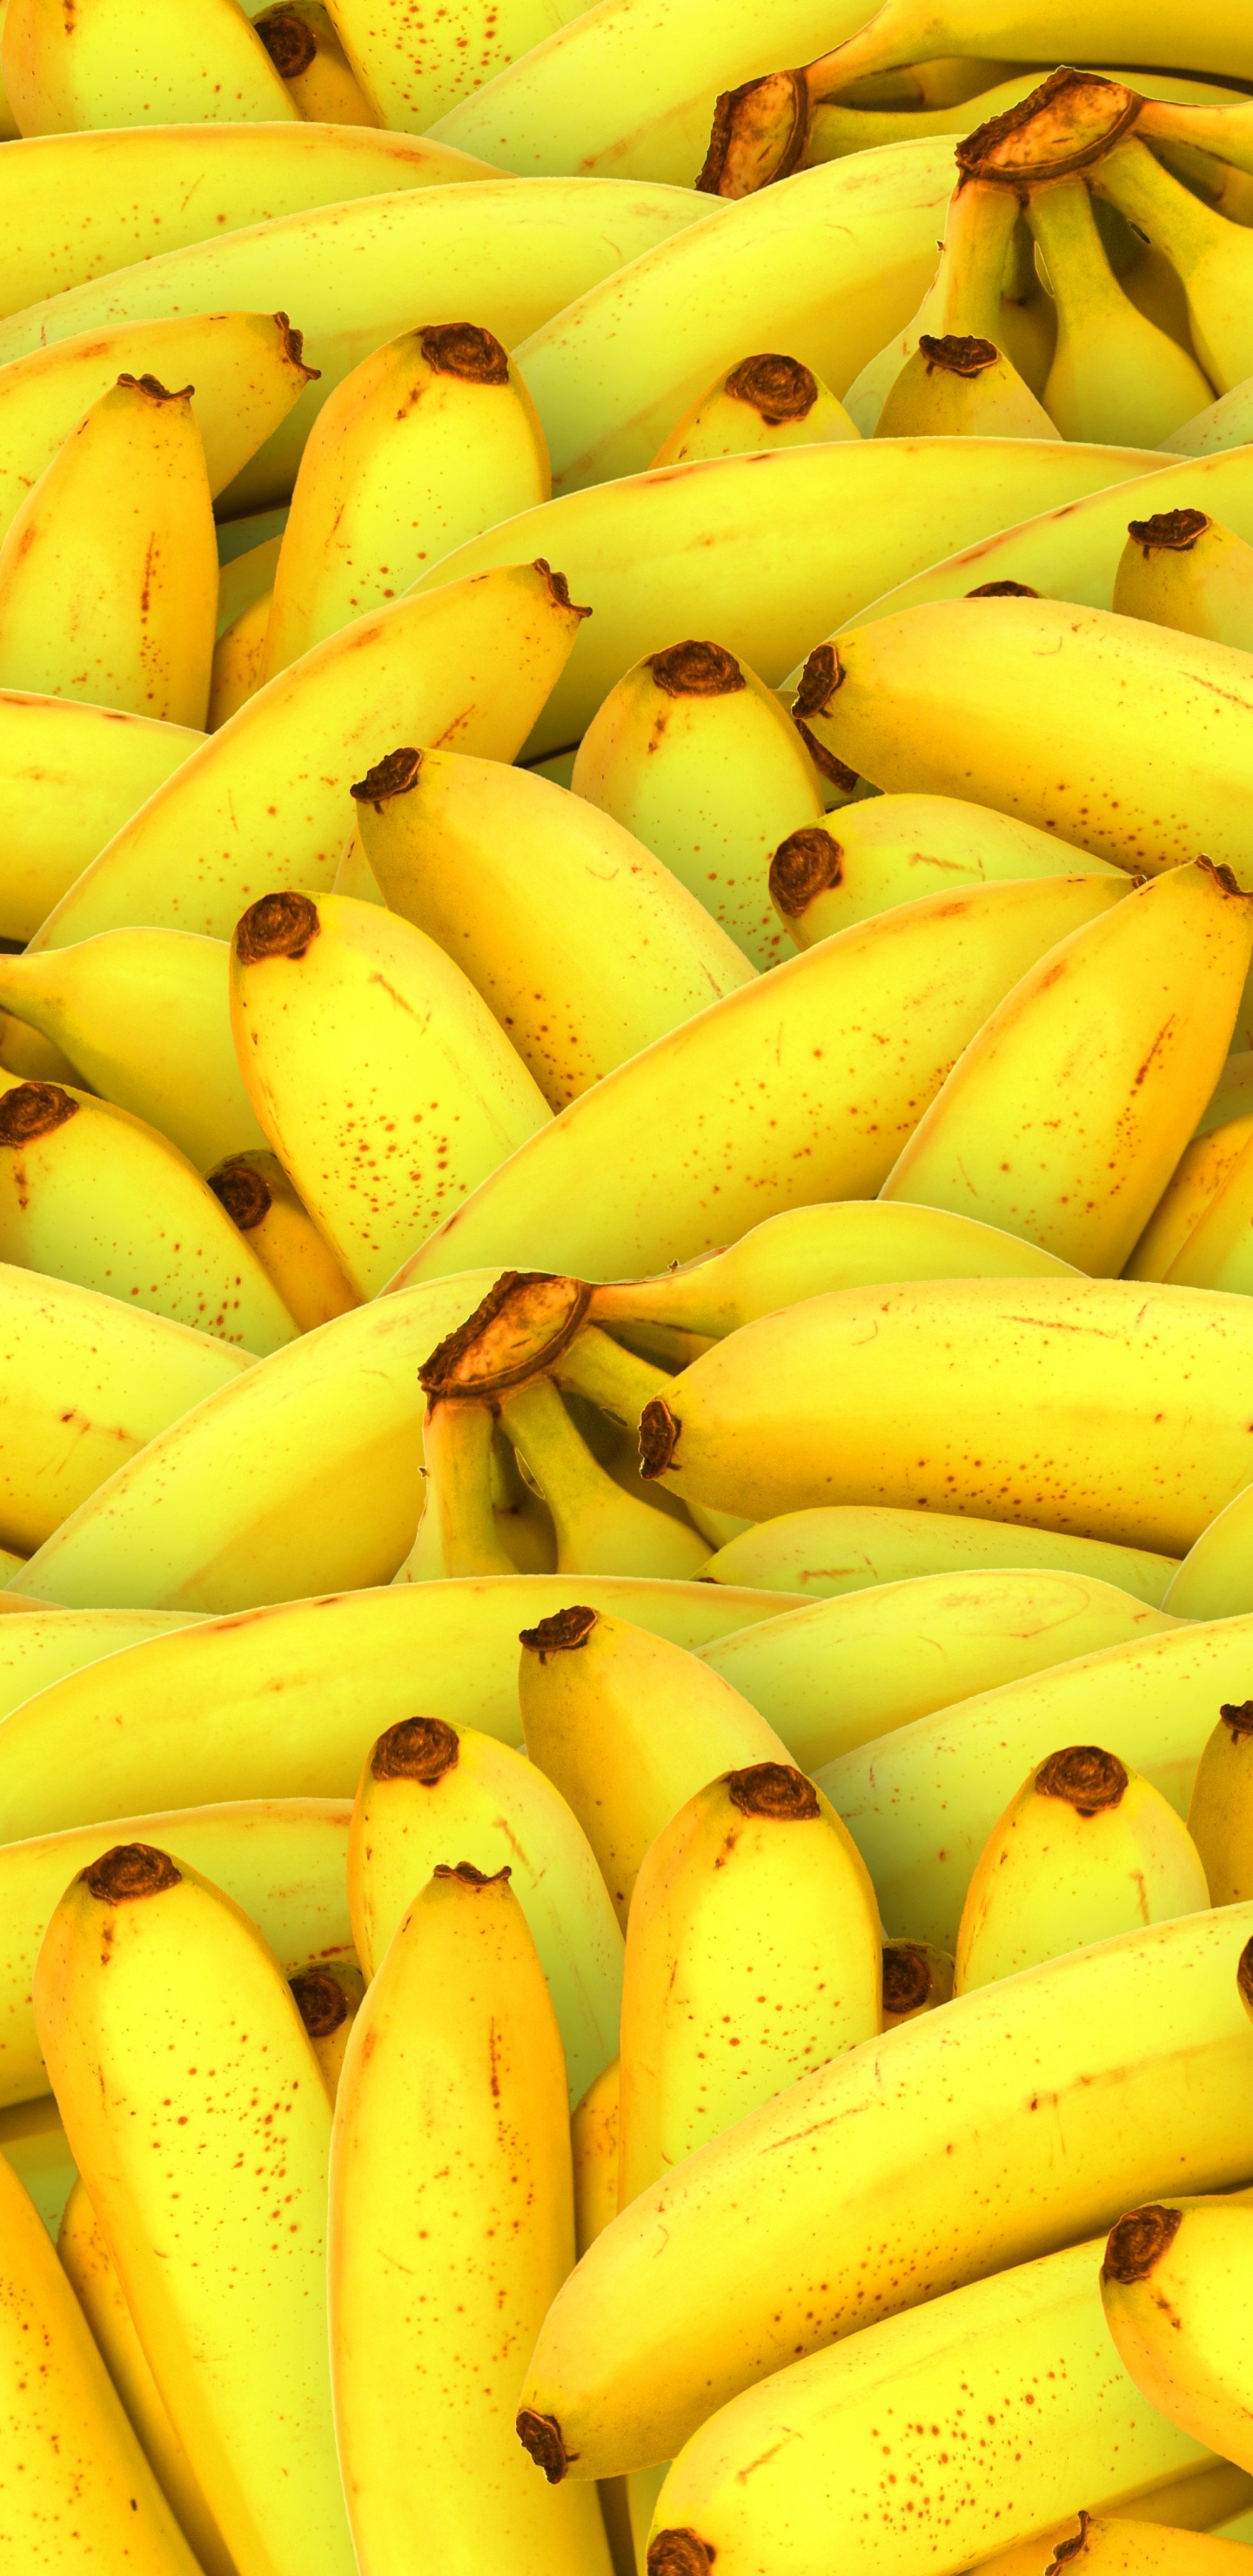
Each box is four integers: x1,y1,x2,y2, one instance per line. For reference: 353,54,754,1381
0,1574,794,1838
771,795,1116,946
264,322,550,678
208,1151,359,1332
0,1074,297,1352
0,690,201,944
1114,506,1253,651
0,929,265,1170
1026,171,1213,445
0,1261,247,1558
1095,138,1253,395
618,1762,880,2204
35,1844,356,2576
3,0,295,131
881,859,1253,1274
651,349,857,465
403,1399,526,1580
700,1570,1176,1774
1125,1116,1253,1283
954,1745,1209,1992
352,740,753,1105
519,1605,790,1925
0,311,314,549
573,2058,620,2256
58,2176,236,2576
288,1959,364,2103
1187,1701,1253,1901
0,1607,204,1723
231,889,549,1298
1102,2194,1253,2480
701,1502,1178,1606
254,2,377,122
882,1937,954,2026
517,1904,1253,2482
0,2147,201,2572
645,2235,1216,2576
331,1861,613,2574
0,1794,352,2110
792,595,1253,882
395,875,1122,1287
0,372,217,727
209,583,271,729
1164,377,1253,458
348,1710,622,2102
821,1613,1253,1949
34,560,586,949
1163,1484,1253,1620
570,638,824,969
500,1377,708,1580
876,327,1058,438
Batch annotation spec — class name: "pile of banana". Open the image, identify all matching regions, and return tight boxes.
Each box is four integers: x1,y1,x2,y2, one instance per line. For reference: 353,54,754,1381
11,1,1253,2573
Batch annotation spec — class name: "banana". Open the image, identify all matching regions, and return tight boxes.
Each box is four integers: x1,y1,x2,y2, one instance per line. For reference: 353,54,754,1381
1162,1486,1253,1620
645,2235,1216,2576
792,596,1253,882
325,0,578,131
617,1762,880,2204
1186,1702,1253,1902
348,1711,622,2102
517,1904,1253,2482
821,1613,1253,1949
0,372,217,728
0,1607,204,1722
882,1936,953,2026
35,1843,357,2576
772,795,1118,948
0,929,267,1171
1163,1130,1253,1294
570,639,825,970
874,326,1058,437
501,1378,709,1580
1040,2521,1253,2574
1197,1054,1253,1133
330,816,383,904
1102,2195,1253,2480
803,65,1237,165
650,350,857,465
58,2177,237,2576
207,1151,359,1332
0,2147,201,2572
0,1073,297,1352
1125,1117,1253,1284
958,2467,1253,2574
395,875,1122,1287
253,2,377,123
881,859,1253,1275
209,584,272,728
1113,506,1253,651
701,1504,1179,1606
403,1398,526,1580
3,0,296,131
573,2058,620,2255
352,741,753,1106
32,559,587,949
0,1262,247,1559
0,690,200,944
288,1958,363,2102
809,3,1253,93
1025,172,1214,445
0,1794,352,2110
330,1862,613,2575
954,1746,1209,1994
1164,378,1253,459
1095,139,1253,395
700,1571,1176,1773
842,172,1050,435
263,323,550,678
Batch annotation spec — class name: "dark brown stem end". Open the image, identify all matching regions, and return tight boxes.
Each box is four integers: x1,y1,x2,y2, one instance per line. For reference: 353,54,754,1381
725,352,817,424
290,1967,348,2036
83,1843,182,1904
350,747,422,809
372,1715,460,1783
639,1398,680,1479
1035,1745,1128,1815
0,1082,77,1146
769,825,842,916
519,1604,597,1658
420,322,510,385
647,2532,718,2576
1102,2204,1183,2284
726,1762,819,1821
1128,507,1209,555
516,2410,573,2481
235,891,320,964
208,1158,271,1231
647,641,744,699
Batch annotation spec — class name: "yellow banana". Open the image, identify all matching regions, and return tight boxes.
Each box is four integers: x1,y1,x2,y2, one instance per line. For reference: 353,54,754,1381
207,1151,359,1332
882,1936,953,2026
253,1,377,123
352,740,753,1106
325,0,578,131
700,1570,1176,1773
0,372,217,728
876,326,1058,437
1095,138,1253,395
402,1397,529,1580
792,596,1253,882
0,1606,204,1724
650,349,857,464
517,1904,1253,2482
209,583,272,729
954,1745,1209,1994
1026,171,1213,445
1163,1126,1253,1294
3,0,296,131
0,689,200,944
231,889,549,1298
570,638,824,970
1164,378,1253,459
0,2147,201,2573
843,172,1049,434
1197,1053,1253,1133
803,64,1236,164
978,2477,1253,2576
1113,506,1253,652
1162,1485,1253,1620
810,3,1253,93
573,2058,620,2256
1186,1702,1253,1901
881,859,1253,1274
1124,1116,1253,1284
0,1794,352,2110
58,2176,237,2576
348,1710,622,2101
499,1378,710,1580
0,929,267,1171
646,2236,1216,2576
331,1862,613,2574
702,1503,1178,1606
288,1958,363,2102
771,795,1118,948
1041,2521,1253,2575
264,323,550,677
32,558,586,949
35,1843,356,2576
396,875,1122,1286
1102,2195,1253,2480
0,1073,297,1353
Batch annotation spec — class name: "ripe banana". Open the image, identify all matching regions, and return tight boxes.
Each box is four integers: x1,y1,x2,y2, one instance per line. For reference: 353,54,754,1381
1163,1129,1253,1295
518,1605,790,1924
1162,1484,1253,1621
254,1,377,124
650,349,857,464
0,1606,204,1725
842,171,1049,434
1095,139,1253,395
208,582,271,728
499,1379,710,1580
808,2,1253,93
325,0,579,131
289,1958,363,2102
700,1570,1176,1773
35,1843,357,2576
573,2058,620,2256
208,1150,358,1332
3,0,296,132
874,326,1058,437
974,2468,1253,2574
1102,2195,1253,2479
31,559,586,949
1165,379,1253,460
0,689,200,943
1026,172,1213,446
1129,1117,1253,1282
0,2147,201,2573
264,323,550,678
1186,1703,1253,1902
570,638,824,970
0,372,217,728
1037,2521,1253,2574
352,741,753,1107
1114,506,1253,652
772,794,1117,947
331,1862,613,2574
517,1903,1253,2480
348,1712,622,2103
701,1502,1178,1606
397,875,1122,1286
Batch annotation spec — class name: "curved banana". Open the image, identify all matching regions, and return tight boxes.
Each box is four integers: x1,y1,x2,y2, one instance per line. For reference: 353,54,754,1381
253,2,377,124
1113,506,1253,652
1102,2195,1253,2479
2,0,296,132
1127,1116,1253,1284
518,1903,1253,2482
352,740,753,1106
1026,172,1213,446
325,0,577,131
208,582,272,729
804,64,1236,166
1187,1701,1253,1902
1039,2520,1253,2574
348,1710,622,2102
701,1502,1178,1606
874,326,1057,437
773,795,1116,948
500,1378,709,1580
403,1398,527,1580
35,1843,356,2576
1165,376,1253,459
0,1607,204,1727
842,171,1051,434
1164,1129,1253,1294
809,2,1253,94
1095,138,1253,394
573,2057,620,2255
0,689,200,945
650,349,857,464
207,1151,358,1332
1163,1484,1253,1620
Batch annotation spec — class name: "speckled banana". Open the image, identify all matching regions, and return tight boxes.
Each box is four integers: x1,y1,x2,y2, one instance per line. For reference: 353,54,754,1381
1113,506,1253,653
253,1,377,124
1101,2192,1253,2480
2,0,296,132
206,1152,359,1332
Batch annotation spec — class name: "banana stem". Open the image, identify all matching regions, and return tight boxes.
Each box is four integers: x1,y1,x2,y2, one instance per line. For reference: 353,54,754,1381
936,176,1024,339
406,1399,516,1580
553,1324,669,1429
1027,174,1116,306
499,1376,706,1578
1093,135,1224,271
